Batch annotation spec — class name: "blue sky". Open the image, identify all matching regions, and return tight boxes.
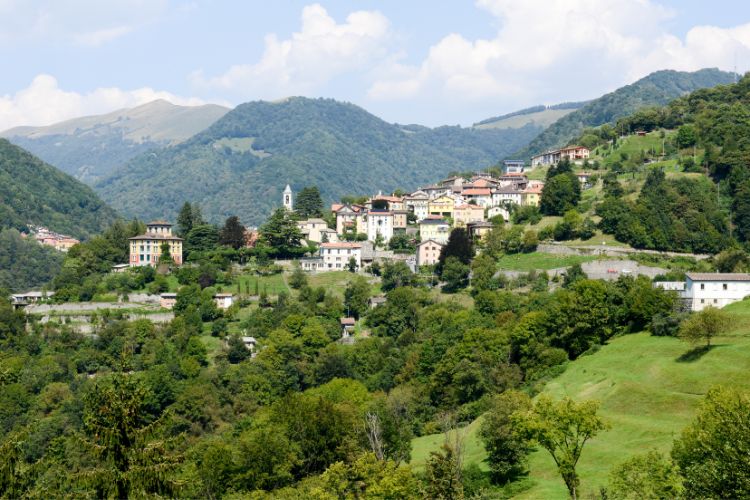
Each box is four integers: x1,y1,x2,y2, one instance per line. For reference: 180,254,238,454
1,0,749,130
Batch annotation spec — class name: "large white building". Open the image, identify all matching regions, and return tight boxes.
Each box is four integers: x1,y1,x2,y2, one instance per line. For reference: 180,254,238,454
320,242,362,271
682,273,750,311
366,210,394,243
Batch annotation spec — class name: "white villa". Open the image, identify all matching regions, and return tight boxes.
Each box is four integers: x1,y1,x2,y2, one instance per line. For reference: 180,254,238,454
656,273,750,311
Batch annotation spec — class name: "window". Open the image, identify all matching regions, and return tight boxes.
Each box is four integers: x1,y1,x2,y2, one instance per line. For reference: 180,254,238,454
701,299,705,304
714,299,718,304
723,283,728,290
700,283,705,290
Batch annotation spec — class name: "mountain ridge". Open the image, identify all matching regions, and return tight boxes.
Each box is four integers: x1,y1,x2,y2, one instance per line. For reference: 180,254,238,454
512,68,737,159
1,100,230,184
96,97,539,225
0,138,117,240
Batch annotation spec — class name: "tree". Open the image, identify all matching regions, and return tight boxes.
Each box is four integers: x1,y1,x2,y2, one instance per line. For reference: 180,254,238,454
425,444,464,500
219,215,246,249
381,261,414,292
678,306,731,347
344,276,370,319
608,451,683,499
185,224,219,254
562,263,587,288
672,386,750,498
479,390,533,484
259,208,303,258
470,254,496,293
437,228,473,276
347,256,358,273
441,257,470,293
540,173,581,215
514,395,609,499
289,264,308,290
675,124,697,148
176,201,194,238
77,373,182,498
388,233,416,252
295,186,324,218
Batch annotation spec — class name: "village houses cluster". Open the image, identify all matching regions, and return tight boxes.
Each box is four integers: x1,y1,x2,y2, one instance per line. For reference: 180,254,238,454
300,160,551,272
23,225,80,252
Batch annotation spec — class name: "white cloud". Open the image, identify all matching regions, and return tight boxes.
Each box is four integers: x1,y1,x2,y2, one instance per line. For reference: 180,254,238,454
367,0,750,114
0,74,210,131
191,3,392,98
0,0,168,46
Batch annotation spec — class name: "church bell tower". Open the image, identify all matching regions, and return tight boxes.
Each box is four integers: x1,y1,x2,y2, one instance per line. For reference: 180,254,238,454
283,184,293,210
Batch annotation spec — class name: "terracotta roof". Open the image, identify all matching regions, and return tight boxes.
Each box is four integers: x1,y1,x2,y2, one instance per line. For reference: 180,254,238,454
147,220,172,226
372,195,403,202
331,203,344,212
686,273,750,281
462,188,491,196
340,317,356,326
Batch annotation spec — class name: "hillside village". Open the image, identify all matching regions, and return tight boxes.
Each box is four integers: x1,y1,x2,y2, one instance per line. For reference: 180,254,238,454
5,62,750,498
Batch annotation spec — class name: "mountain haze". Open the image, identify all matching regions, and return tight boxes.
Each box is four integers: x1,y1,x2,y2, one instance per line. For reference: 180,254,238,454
2,100,229,184
0,139,117,239
96,97,539,224
513,68,737,159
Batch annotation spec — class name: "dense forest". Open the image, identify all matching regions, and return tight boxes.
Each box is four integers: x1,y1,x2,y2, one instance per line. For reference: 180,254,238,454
513,68,736,159
589,73,750,252
96,97,539,224
0,139,117,239
0,224,681,496
0,229,64,292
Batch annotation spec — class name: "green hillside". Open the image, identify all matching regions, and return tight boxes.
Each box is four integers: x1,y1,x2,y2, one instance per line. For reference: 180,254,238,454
0,228,64,292
2,100,229,184
411,299,750,499
96,97,539,224
0,139,117,239
513,68,736,160
474,102,585,131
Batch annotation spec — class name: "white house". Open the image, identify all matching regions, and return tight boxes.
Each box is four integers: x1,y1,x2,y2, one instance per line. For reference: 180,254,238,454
214,293,235,310
366,210,394,243
320,242,362,271
492,187,522,207
404,190,430,221
682,273,750,311
487,206,510,222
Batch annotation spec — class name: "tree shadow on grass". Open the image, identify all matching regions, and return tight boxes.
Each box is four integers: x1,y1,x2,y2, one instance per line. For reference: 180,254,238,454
676,344,721,363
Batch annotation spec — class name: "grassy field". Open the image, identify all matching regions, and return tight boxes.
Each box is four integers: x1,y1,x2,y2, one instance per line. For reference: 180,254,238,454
496,251,598,271
232,272,289,296
410,299,750,499
307,271,381,299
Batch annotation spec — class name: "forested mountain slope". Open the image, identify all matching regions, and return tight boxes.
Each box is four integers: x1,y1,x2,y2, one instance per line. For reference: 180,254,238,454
0,139,117,239
1,100,229,184
513,68,736,159
96,97,538,224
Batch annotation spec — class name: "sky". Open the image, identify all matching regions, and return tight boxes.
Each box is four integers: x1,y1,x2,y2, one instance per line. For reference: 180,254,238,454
1,0,749,130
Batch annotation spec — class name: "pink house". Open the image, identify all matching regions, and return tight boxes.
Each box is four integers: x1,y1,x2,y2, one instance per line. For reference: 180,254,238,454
417,239,445,267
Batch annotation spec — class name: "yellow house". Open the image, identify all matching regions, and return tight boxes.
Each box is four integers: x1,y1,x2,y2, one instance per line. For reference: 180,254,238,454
129,221,183,267
521,184,543,207
428,195,456,219
419,218,451,244
453,204,485,227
